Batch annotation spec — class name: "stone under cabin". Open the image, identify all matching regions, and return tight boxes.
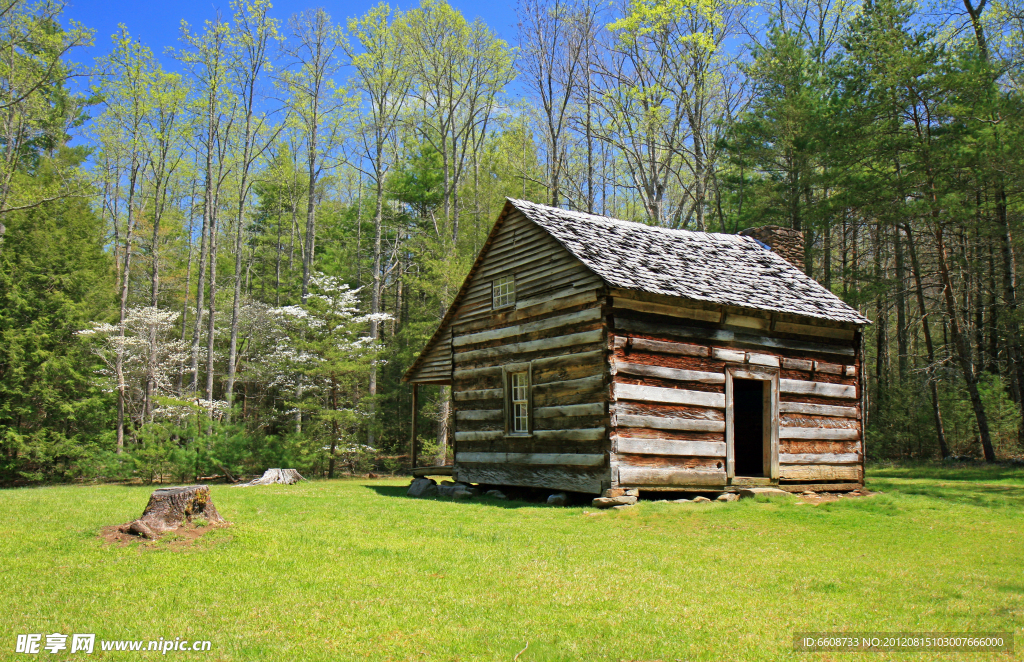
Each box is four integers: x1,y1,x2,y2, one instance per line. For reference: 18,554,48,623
403,198,870,497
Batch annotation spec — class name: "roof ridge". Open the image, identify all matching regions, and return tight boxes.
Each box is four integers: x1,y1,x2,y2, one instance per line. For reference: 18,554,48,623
507,197,751,243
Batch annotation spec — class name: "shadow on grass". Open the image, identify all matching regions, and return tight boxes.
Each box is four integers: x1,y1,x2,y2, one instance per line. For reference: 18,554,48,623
869,477,1024,509
868,462,1024,483
362,484,565,509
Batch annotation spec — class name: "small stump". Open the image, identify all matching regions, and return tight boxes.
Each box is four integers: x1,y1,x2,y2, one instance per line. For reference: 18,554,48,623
237,468,305,486
119,485,225,539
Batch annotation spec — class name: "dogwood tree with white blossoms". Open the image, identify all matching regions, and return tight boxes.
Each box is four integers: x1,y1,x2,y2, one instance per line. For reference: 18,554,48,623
79,307,203,433
77,276,387,477
254,273,391,477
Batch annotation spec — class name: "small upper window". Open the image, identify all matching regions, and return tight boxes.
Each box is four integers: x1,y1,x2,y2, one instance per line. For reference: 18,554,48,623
492,274,516,309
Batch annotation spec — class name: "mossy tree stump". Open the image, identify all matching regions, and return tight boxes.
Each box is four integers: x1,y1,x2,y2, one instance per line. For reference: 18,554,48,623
120,485,225,539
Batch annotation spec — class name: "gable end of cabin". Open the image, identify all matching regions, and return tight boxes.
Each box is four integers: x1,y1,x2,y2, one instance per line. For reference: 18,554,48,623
441,208,613,494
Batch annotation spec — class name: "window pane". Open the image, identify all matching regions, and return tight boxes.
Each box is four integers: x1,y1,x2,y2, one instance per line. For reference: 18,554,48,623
514,404,528,432
509,370,529,433
493,275,515,308
512,372,526,401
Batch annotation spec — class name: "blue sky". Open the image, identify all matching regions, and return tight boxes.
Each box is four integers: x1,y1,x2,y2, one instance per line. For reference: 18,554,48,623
63,0,522,71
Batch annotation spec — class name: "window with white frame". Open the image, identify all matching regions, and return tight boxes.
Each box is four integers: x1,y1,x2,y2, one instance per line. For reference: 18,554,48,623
507,370,530,434
492,274,515,309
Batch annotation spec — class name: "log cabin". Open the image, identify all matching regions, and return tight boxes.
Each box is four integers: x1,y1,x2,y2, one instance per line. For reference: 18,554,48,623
403,199,870,495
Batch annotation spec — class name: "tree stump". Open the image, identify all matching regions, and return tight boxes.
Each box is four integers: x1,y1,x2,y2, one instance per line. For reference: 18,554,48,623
119,485,225,538
237,468,305,486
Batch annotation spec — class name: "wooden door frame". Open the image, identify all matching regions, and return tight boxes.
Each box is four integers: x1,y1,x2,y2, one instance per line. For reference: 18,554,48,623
725,365,780,481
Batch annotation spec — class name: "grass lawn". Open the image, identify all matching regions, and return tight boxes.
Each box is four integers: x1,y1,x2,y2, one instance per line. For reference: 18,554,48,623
2,467,1022,661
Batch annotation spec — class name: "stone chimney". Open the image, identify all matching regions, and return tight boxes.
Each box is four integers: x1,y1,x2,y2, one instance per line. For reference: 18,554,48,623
740,225,805,272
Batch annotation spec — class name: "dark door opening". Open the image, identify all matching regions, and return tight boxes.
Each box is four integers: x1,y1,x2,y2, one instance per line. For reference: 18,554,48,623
733,379,765,477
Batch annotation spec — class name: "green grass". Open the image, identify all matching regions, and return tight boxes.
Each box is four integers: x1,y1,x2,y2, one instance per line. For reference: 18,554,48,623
2,467,1022,661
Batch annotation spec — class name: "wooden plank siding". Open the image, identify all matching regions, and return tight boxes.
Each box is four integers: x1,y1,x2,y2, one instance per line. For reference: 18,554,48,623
450,210,611,494
409,327,453,385
609,291,864,489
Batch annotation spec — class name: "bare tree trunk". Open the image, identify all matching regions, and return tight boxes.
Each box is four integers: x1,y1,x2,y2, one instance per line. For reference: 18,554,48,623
368,176,384,448
394,271,403,338
935,222,997,461
205,206,219,409
228,4,273,408
986,240,998,375
445,128,455,242
146,168,170,423
584,22,595,214
275,194,282,306
109,177,122,295
995,186,1024,446
189,165,212,394
329,373,338,478
823,221,832,291
962,0,1020,451
301,129,317,301
974,241,985,371
894,221,908,382
355,177,362,287
692,125,706,231
873,224,889,399
289,157,298,275
841,214,849,299
226,207,245,418
116,167,140,453
903,223,949,458
227,131,258,414
177,189,195,392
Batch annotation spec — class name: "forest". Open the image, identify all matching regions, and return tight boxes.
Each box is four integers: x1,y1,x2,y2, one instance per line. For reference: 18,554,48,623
0,0,1022,485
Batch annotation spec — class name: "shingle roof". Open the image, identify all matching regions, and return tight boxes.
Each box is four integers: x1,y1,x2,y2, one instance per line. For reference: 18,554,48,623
509,198,869,325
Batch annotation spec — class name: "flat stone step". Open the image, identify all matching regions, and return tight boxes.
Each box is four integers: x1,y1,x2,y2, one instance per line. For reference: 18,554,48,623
737,487,792,499
411,465,454,477
777,482,861,493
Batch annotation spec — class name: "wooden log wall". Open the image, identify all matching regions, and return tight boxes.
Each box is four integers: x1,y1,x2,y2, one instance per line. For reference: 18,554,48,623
409,327,453,384
609,291,864,488
451,211,610,494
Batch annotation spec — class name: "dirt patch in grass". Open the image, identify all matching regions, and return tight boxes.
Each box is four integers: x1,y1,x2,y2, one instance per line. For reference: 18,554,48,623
99,521,231,549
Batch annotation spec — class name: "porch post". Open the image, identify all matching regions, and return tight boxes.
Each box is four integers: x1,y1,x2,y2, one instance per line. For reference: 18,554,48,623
410,383,418,469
